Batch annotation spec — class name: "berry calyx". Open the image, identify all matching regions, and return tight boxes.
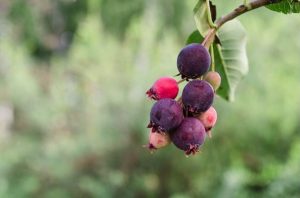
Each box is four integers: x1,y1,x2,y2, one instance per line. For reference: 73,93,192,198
182,80,214,114
204,71,221,91
147,130,171,152
177,43,211,79
171,118,206,155
197,106,217,133
146,77,179,100
148,98,184,133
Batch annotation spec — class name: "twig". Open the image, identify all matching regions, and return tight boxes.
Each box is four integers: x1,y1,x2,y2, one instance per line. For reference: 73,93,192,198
202,0,282,48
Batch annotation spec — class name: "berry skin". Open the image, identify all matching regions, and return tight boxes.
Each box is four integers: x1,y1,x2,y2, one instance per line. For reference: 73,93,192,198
147,130,171,151
171,118,206,155
148,98,184,133
146,77,179,100
197,106,217,134
204,71,221,91
177,43,211,79
182,80,214,114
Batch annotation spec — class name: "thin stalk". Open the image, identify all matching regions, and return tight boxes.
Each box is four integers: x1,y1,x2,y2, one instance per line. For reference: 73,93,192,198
210,44,215,72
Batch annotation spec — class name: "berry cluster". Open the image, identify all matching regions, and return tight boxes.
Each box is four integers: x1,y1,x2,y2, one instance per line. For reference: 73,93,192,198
146,43,221,156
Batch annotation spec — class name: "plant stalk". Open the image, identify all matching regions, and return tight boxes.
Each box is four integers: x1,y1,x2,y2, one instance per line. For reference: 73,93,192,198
202,0,282,48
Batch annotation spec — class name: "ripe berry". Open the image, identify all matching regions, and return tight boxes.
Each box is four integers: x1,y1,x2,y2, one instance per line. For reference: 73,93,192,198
197,106,217,134
177,43,211,79
182,80,214,114
148,98,184,133
204,71,221,91
171,118,206,155
147,130,171,151
146,77,179,100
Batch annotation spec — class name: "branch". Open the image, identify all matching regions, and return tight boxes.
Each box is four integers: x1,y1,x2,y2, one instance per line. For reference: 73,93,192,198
202,0,282,48
215,0,278,28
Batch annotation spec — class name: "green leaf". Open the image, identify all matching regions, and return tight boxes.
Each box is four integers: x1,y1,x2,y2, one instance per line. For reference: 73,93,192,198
186,19,248,101
186,30,205,44
213,45,231,101
216,19,248,101
193,0,210,37
266,0,300,14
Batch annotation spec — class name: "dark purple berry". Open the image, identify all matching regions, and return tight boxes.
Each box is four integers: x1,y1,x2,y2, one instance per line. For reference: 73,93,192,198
182,80,214,114
171,118,206,155
177,43,211,79
148,99,184,133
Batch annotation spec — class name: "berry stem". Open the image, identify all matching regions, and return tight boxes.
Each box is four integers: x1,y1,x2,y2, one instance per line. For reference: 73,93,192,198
209,44,215,72
177,78,186,84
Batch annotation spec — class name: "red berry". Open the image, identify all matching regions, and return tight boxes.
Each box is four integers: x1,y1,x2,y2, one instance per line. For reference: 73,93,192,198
146,77,179,100
147,130,171,151
204,71,221,91
197,106,217,133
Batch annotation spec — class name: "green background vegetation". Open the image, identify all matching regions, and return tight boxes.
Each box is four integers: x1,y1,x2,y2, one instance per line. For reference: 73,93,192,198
0,0,299,197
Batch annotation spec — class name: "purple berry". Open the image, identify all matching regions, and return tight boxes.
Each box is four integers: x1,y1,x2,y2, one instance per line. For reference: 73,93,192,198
148,99,184,133
171,118,206,155
182,80,214,114
177,43,211,79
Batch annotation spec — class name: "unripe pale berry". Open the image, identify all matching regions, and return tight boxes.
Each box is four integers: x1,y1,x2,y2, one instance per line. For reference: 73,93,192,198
197,106,217,134
148,98,184,133
182,80,214,114
171,118,206,155
204,71,221,91
146,77,179,100
177,43,211,79
147,130,171,151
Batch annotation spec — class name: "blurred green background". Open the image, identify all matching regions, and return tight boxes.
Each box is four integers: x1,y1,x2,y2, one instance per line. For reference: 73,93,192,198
0,0,299,197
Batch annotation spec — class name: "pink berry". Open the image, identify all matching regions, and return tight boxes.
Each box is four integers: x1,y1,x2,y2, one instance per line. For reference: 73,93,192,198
146,77,179,100
197,106,217,132
147,130,171,151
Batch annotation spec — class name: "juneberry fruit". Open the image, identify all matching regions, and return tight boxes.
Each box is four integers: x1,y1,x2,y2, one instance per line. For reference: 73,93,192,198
182,80,214,114
148,98,184,133
197,106,217,135
146,77,179,100
147,129,171,151
177,43,211,79
204,71,221,91
171,118,206,155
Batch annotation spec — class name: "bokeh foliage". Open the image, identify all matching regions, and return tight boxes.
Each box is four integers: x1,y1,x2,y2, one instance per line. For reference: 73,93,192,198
0,0,299,197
